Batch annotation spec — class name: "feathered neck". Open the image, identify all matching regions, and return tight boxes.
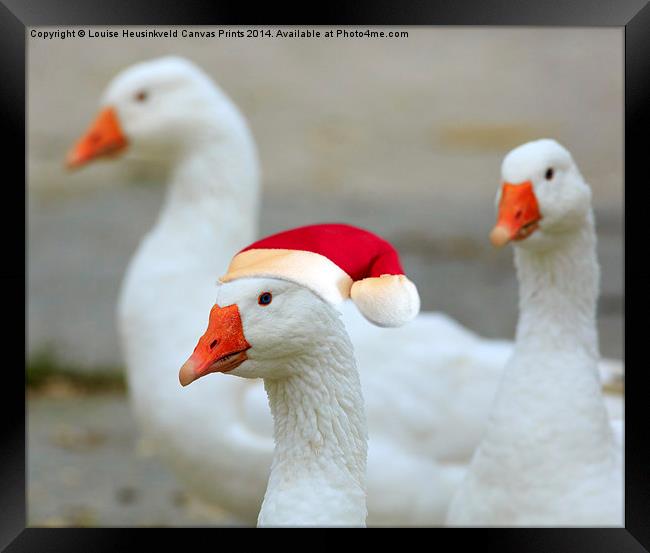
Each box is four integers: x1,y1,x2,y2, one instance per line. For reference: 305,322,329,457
514,210,599,358
154,125,260,258
481,209,616,476
259,308,368,526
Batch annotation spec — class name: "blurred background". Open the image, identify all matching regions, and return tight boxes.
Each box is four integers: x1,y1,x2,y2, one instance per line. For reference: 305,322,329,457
27,26,623,526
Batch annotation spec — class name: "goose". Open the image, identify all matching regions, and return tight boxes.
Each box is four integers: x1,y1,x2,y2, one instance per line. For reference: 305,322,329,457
174,222,422,526
66,56,270,520
181,278,367,526
179,278,368,526
66,56,623,525
446,139,623,526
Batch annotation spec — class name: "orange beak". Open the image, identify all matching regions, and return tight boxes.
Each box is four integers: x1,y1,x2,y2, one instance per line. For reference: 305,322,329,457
489,181,542,247
179,304,251,387
65,107,128,169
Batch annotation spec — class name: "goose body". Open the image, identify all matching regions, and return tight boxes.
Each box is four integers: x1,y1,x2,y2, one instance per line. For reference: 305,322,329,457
68,58,623,525
446,140,623,526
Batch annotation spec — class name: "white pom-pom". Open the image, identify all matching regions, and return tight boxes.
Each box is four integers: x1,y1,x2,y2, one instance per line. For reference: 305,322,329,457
350,274,420,327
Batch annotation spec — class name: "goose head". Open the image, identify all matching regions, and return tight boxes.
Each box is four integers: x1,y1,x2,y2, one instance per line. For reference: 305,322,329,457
489,139,592,251
66,56,246,168
179,277,342,385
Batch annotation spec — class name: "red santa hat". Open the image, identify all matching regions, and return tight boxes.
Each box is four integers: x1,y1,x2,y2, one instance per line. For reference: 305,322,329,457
219,223,420,327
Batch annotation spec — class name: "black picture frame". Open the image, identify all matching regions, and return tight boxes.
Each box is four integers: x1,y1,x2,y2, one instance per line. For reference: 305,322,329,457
6,0,647,548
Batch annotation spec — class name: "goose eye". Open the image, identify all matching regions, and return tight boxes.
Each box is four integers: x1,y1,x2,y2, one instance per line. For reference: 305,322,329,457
258,292,273,306
545,167,554,180
134,90,148,102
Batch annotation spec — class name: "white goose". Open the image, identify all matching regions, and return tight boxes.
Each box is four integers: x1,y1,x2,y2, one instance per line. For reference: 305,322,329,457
67,56,270,520
174,222,426,526
66,57,623,525
177,274,371,526
446,139,623,526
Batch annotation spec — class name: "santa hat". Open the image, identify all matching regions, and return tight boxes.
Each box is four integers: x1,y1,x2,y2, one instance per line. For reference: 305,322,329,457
219,223,420,327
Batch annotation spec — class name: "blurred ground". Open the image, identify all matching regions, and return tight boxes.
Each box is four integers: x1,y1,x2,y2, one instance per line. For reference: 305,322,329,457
27,27,623,526
28,386,239,526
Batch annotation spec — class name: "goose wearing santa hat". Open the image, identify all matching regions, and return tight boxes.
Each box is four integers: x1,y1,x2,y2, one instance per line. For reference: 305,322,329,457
178,223,423,525
65,56,623,524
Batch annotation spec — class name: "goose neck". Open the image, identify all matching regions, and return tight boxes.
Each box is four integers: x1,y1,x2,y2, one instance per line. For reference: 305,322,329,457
489,211,616,469
258,317,368,526
169,134,258,214
263,333,368,487
514,212,599,358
